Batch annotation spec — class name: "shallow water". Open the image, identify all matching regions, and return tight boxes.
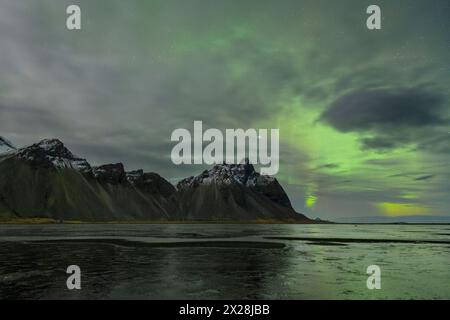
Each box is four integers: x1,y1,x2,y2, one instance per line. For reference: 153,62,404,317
0,224,449,299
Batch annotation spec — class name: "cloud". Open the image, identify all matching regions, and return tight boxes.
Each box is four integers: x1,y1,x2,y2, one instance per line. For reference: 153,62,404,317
365,159,403,166
414,175,434,181
320,88,448,150
321,88,445,132
416,134,450,154
316,163,340,169
360,137,398,150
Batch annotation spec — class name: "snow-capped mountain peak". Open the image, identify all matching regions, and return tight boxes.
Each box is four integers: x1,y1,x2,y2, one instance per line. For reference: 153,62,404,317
176,159,294,210
34,139,78,159
177,160,276,189
16,138,91,172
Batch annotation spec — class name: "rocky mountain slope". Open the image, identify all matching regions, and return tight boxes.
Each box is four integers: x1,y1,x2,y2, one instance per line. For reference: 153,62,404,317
177,161,310,222
0,139,178,221
0,137,311,222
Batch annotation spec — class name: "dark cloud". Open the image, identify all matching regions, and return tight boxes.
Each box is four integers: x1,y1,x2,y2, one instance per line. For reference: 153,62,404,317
365,159,404,166
320,88,448,151
317,163,340,169
414,175,434,181
360,137,398,150
321,88,445,132
416,134,450,154
388,173,412,178
0,103,72,140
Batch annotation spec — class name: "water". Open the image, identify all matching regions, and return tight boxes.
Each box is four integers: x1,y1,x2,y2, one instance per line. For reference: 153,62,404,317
0,224,449,299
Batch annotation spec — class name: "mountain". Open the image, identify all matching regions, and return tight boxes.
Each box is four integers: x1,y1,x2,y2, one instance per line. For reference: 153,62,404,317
0,137,312,223
0,137,16,155
176,161,310,222
15,139,91,171
0,139,178,221
335,216,450,224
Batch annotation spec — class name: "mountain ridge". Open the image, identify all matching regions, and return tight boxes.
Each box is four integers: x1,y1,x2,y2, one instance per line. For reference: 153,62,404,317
176,161,309,222
0,137,312,223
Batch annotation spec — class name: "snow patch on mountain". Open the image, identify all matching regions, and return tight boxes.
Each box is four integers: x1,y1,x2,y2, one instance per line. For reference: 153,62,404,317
177,161,276,190
126,169,145,184
16,139,92,172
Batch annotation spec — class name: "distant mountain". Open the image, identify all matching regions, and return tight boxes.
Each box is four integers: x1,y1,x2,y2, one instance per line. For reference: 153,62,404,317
0,137,311,223
335,216,450,224
176,161,310,222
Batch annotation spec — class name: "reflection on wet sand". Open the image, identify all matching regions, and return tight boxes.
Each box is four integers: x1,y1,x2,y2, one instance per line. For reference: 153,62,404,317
1,224,450,299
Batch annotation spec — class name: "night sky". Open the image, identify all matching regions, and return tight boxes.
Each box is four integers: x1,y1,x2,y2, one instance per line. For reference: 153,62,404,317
0,0,449,221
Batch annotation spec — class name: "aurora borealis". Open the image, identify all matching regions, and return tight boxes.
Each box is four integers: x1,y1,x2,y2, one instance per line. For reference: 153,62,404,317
0,0,448,221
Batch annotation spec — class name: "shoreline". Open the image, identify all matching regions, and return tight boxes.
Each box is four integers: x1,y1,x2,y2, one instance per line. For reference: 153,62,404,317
0,218,323,225
0,218,449,225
